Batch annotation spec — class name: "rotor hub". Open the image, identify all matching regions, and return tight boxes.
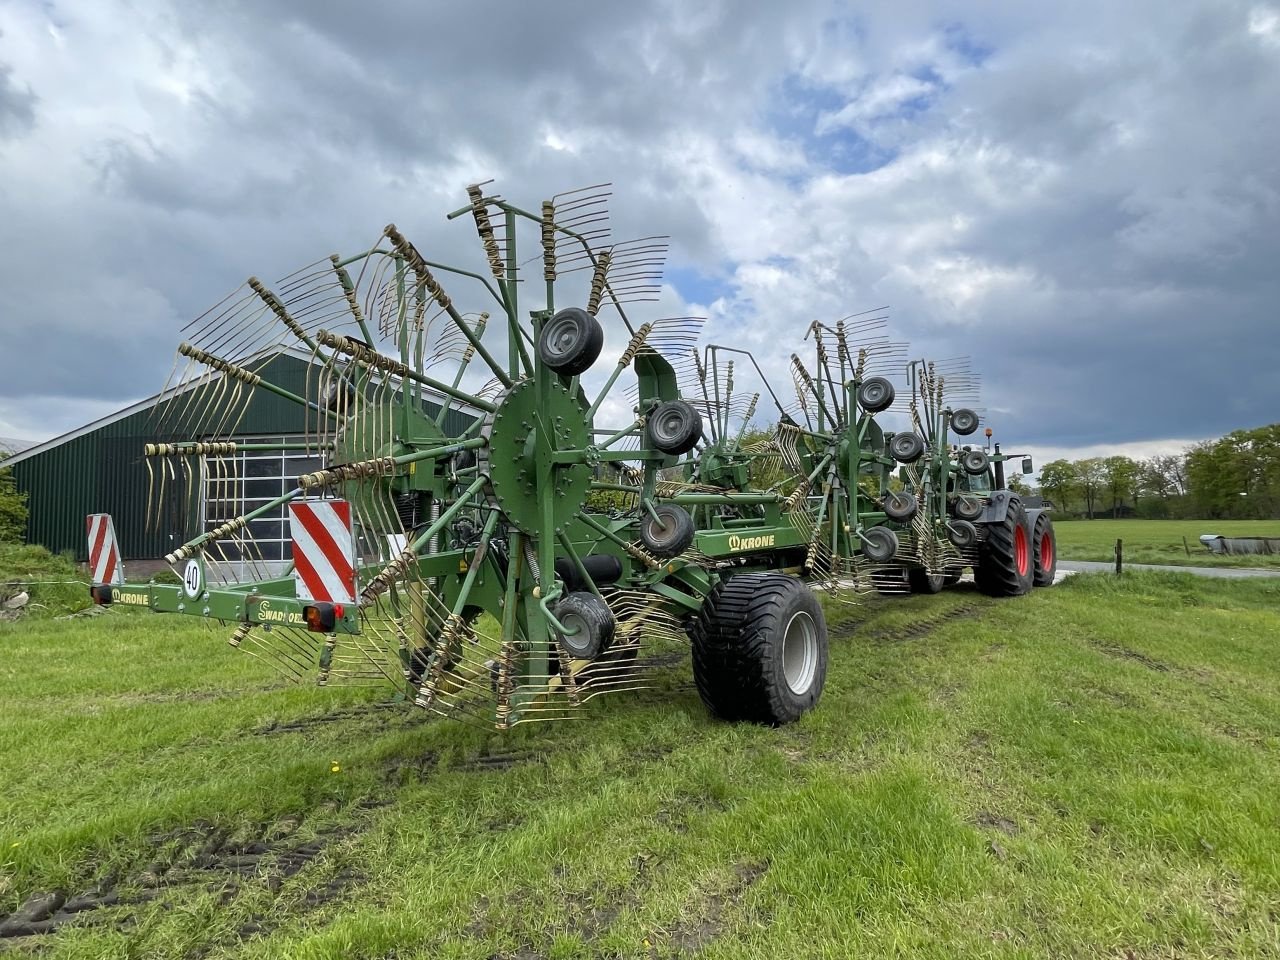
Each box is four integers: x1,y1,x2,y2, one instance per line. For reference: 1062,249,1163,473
478,378,593,535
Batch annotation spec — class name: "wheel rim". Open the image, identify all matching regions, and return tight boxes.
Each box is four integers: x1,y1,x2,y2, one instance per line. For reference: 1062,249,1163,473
1041,532,1054,570
1015,525,1029,576
560,612,592,658
544,315,581,359
645,513,672,546
782,611,818,695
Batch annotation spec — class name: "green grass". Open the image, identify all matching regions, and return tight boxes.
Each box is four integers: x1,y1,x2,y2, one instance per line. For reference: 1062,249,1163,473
1054,518,1280,568
3,573,1280,957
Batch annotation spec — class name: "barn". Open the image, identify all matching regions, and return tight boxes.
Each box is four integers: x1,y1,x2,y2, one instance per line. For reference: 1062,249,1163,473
0,349,473,568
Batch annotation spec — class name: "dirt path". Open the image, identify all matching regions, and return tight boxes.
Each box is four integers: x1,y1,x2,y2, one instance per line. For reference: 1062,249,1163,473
1058,560,1280,579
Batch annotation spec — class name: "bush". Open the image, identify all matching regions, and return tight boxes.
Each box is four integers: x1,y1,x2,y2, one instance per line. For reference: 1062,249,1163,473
0,457,27,543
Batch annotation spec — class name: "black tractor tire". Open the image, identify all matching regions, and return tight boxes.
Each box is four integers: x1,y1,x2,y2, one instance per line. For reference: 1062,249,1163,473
889,432,926,464
974,498,1033,597
690,573,828,725
638,503,696,558
537,307,604,376
951,494,984,521
553,591,615,660
882,491,918,522
908,568,946,594
1032,514,1058,587
943,569,963,586
961,449,990,475
951,408,979,436
861,525,899,562
646,399,703,455
857,376,896,413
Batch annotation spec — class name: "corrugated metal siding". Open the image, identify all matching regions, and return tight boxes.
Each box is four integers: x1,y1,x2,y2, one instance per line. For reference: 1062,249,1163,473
12,354,476,559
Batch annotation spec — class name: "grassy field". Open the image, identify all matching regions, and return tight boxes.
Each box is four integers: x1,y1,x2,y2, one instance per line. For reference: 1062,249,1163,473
1053,518,1280,568
2,563,1280,958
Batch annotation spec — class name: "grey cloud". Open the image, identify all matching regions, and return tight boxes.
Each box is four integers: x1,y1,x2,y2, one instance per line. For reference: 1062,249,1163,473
0,61,35,137
0,0,1276,454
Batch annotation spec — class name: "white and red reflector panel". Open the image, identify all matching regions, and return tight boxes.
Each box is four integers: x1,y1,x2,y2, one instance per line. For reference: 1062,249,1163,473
85,514,125,586
288,500,357,606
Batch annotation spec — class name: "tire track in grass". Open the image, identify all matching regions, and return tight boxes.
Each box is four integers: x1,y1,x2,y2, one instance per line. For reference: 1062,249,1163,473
0,801,386,948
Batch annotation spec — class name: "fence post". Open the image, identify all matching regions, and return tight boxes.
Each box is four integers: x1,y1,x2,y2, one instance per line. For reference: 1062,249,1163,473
1115,538,1123,575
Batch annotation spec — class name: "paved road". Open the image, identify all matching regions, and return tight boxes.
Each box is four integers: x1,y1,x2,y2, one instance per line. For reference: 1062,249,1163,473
1058,560,1280,579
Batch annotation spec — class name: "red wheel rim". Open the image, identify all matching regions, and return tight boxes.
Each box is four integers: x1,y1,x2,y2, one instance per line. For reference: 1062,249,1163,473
1015,525,1029,577
1041,532,1054,570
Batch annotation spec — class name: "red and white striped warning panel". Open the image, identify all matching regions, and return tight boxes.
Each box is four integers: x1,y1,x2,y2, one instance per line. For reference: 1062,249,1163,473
288,500,357,605
85,514,126,586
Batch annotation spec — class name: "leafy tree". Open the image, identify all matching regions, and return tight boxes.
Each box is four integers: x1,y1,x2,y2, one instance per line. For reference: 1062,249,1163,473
1037,459,1077,515
1076,458,1104,519
1186,425,1280,519
1101,455,1140,518
0,450,27,543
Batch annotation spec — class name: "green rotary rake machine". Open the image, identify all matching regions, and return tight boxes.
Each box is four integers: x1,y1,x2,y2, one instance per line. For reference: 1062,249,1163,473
83,182,1056,731
87,184,835,727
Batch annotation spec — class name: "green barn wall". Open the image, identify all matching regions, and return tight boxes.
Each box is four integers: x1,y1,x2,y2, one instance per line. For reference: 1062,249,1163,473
8,354,475,560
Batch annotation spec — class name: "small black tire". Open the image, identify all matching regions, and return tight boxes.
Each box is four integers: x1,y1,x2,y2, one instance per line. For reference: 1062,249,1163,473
857,376,896,414
638,504,695,558
861,525,899,562
943,569,962,586
690,573,828,725
537,307,604,376
951,494,984,521
646,400,703,455
961,449,990,475
908,568,945,594
947,519,979,549
882,491,918,522
974,498,1033,597
951,408,979,436
890,432,925,464
1032,514,1057,587
553,591,615,660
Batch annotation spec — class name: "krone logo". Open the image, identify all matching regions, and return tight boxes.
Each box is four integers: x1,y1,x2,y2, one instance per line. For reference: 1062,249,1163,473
727,533,776,552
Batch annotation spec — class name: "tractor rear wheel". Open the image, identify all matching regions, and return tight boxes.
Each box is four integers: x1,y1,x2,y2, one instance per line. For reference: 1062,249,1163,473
908,568,945,594
690,573,828,725
974,498,1033,597
1032,514,1057,587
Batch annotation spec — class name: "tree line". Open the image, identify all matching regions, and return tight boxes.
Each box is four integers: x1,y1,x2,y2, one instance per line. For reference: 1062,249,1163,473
1035,423,1280,520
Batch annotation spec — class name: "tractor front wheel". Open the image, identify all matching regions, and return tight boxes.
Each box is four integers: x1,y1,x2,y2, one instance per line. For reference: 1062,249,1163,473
690,573,828,725
974,498,1033,597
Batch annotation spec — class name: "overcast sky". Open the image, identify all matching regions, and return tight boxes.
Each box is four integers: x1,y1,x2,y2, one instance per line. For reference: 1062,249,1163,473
0,0,1277,466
